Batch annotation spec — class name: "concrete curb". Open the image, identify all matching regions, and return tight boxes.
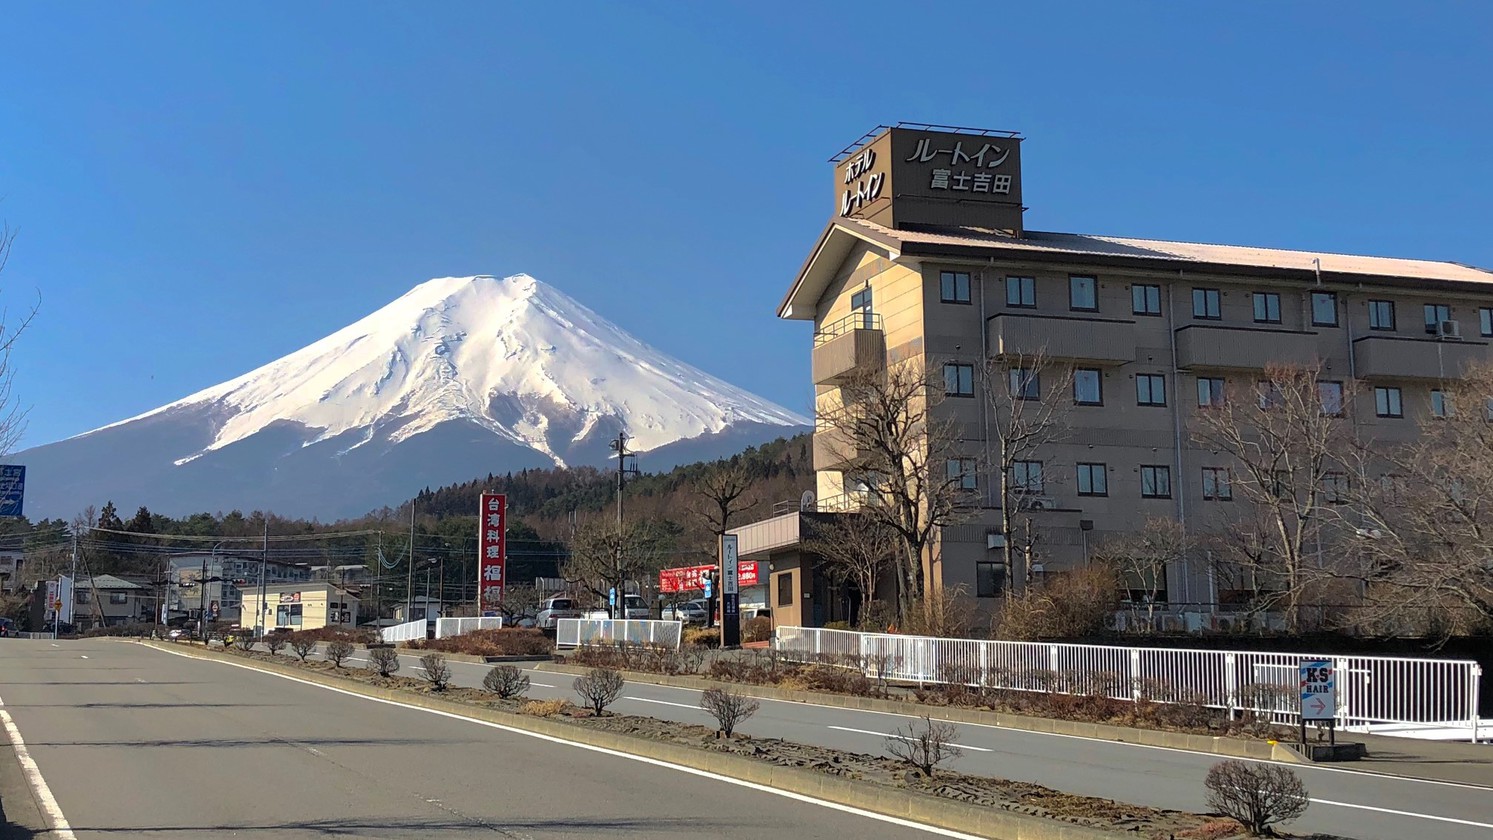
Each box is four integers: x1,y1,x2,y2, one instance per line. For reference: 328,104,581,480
140,641,1128,839
535,661,1297,764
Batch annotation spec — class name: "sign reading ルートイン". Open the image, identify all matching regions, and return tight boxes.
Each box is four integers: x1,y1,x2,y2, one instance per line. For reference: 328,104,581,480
478,493,507,611
1299,659,1337,721
833,126,1023,233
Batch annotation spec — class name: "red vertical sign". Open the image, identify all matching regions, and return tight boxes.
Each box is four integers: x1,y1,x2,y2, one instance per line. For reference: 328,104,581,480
478,493,507,613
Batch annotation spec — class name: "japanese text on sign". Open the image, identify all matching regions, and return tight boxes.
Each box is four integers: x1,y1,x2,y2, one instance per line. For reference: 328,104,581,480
840,147,884,215
478,493,507,610
658,561,759,593
906,137,1013,194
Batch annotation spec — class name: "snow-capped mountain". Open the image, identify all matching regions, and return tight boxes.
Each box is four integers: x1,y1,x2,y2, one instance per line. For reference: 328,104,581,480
17,274,809,519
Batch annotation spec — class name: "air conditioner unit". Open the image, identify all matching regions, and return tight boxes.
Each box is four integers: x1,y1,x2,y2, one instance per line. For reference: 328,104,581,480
1439,319,1462,340
986,533,1007,549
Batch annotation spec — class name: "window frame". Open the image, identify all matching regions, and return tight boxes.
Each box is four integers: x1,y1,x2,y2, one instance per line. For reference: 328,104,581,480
1197,376,1226,408
939,271,972,304
1375,386,1404,418
1005,276,1036,308
1140,465,1172,499
1009,368,1040,401
943,362,975,397
1311,291,1339,327
109,591,129,605
1318,381,1345,417
1132,283,1161,316
1368,299,1396,331
975,561,1005,598
1074,368,1103,405
946,457,978,491
1424,303,1451,334
777,571,794,607
1076,462,1108,497
1192,288,1221,320
1011,460,1044,494
1136,373,1167,407
1201,467,1233,501
1252,291,1282,324
1481,307,1493,338
1069,275,1098,312
1431,389,1448,418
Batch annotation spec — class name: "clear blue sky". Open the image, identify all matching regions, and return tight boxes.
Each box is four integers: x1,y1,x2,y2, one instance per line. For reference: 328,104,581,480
2,2,1489,449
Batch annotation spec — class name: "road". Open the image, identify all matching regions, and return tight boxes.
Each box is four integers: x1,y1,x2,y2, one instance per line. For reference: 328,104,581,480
335,645,1493,840
0,638,979,839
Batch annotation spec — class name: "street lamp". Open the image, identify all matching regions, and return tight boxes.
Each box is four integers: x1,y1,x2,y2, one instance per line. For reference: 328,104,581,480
424,557,439,618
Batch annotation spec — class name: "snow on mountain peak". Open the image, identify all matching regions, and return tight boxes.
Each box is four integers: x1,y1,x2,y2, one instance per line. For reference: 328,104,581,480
100,273,809,466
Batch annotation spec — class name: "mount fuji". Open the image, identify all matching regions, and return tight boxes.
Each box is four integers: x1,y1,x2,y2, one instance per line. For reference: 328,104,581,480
16,274,810,520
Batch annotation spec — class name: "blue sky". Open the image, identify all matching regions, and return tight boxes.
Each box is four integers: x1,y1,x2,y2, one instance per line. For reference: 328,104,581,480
1,2,1489,449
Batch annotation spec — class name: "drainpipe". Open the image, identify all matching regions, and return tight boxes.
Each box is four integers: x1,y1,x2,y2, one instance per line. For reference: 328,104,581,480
980,263,993,509
1166,281,1191,607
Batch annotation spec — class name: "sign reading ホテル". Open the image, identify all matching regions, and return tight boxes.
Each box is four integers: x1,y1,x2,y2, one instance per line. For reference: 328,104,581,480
833,126,1023,233
478,493,507,611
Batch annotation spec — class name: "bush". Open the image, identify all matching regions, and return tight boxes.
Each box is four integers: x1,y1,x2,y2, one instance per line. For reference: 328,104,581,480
700,687,760,737
993,563,1120,640
325,639,355,668
420,653,453,691
405,628,552,657
884,716,963,778
264,635,288,656
289,636,316,661
368,646,400,677
573,667,624,714
236,634,257,652
519,698,574,717
1203,760,1309,835
683,627,719,647
287,626,377,645
742,616,773,643
483,664,530,699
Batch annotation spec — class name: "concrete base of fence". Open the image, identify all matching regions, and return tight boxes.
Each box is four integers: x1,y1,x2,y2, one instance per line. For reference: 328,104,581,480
535,661,1295,764
1286,741,1368,762
138,640,1125,839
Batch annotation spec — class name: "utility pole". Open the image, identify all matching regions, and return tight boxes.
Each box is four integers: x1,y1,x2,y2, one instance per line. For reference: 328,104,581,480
405,502,415,620
608,431,639,619
257,516,269,639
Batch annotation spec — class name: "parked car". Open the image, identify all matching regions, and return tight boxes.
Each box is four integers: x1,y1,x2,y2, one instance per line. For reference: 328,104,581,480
622,594,649,620
663,599,709,625
535,596,582,630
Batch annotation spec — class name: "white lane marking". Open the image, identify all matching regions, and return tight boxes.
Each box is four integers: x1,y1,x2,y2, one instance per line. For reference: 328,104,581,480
601,678,1493,792
828,725,995,753
626,696,701,711
306,747,326,757
0,696,78,839
1310,797,1493,829
50,643,58,648
136,678,147,683
142,646,986,839
79,655,88,659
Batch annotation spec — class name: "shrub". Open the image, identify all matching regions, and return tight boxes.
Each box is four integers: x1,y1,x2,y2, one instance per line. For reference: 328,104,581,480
992,563,1120,640
483,664,530,698
368,646,400,677
700,687,760,737
1203,760,1309,835
884,716,963,778
519,698,574,717
573,667,624,714
404,628,552,657
683,627,719,647
325,639,355,668
289,636,316,662
742,616,773,643
420,653,453,691
264,635,288,656
236,634,257,652
286,626,377,645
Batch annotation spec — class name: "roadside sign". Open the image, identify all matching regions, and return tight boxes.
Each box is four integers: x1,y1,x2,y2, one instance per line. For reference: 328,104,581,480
478,493,507,612
608,587,616,606
0,465,24,518
721,534,740,647
1300,659,1336,721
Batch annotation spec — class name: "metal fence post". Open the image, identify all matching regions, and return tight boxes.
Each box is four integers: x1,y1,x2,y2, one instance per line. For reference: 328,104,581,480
1130,647,1142,700
1225,652,1238,720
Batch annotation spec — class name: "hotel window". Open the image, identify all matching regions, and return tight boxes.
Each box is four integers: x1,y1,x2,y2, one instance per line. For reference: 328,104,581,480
1077,463,1108,496
940,271,971,304
777,571,794,607
1192,288,1221,320
1011,460,1044,494
1009,368,1040,400
1375,386,1404,418
1136,374,1166,406
1481,307,1493,337
1424,303,1451,334
1141,465,1172,499
850,287,873,329
1431,389,1448,418
1006,276,1036,308
946,458,978,490
1252,292,1281,324
976,561,1006,598
1369,300,1396,331
1312,292,1338,326
944,363,974,397
1070,275,1098,311
1132,283,1161,316
1318,381,1344,417
1321,473,1350,505
1197,377,1226,408
1202,467,1233,501
1257,380,1284,410
1074,369,1102,405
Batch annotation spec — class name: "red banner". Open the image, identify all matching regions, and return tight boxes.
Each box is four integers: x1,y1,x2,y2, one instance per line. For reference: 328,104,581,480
478,493,507,611
658,561,758,594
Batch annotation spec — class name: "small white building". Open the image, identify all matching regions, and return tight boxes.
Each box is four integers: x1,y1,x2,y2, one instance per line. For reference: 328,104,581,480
240,582,360,634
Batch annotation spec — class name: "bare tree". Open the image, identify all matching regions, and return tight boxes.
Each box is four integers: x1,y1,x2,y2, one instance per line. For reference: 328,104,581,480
367,646,400,677
325,639,355,668
802,515,898,628
1096,517,1187,631
289,635,316,662
699,687,760,737
992,562,1119,641
692,461,756,541
1191,363,1354,632
817,361,973,623
1204,760,1309,836
561,519,674,614
0,221,36,457
573,667,624,714
263,633,288,657
490,582,542,624
483,664,531,698
984,350,1075,591
419,652,452,691
883,716,963,778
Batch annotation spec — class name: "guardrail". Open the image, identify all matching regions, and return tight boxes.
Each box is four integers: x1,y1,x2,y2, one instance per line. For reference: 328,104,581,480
380,619,428,644
435,617,503,638
774,625,1483,741
556,618,683,650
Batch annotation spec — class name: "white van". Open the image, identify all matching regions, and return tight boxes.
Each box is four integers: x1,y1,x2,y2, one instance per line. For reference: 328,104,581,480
536,595,582,630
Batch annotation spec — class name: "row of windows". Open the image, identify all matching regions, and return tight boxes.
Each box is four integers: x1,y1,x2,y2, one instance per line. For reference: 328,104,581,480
939,271,1493,336
967,460,1179,499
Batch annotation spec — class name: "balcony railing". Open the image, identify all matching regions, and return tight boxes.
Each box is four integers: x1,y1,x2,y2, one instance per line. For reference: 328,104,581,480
813,311,883,346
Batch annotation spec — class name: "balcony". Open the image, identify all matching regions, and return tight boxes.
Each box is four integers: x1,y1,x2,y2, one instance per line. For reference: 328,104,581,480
1353,335,1492,380
987,313,1136,365
1174,325,1319,371
812,425,870,471
812,312,885,385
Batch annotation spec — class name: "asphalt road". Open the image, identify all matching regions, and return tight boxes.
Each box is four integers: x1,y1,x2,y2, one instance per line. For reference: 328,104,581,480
0,639,981,839
330,646,1493,840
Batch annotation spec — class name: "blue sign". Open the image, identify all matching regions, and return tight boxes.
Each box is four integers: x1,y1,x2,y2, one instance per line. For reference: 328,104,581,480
0,466,23,518
608,587,617,606
702,578,713,599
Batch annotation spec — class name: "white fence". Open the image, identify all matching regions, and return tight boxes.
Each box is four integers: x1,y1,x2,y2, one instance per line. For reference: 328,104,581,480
379,619,428,644
435,617,503,638
556,618,683,650
774,626,1484,741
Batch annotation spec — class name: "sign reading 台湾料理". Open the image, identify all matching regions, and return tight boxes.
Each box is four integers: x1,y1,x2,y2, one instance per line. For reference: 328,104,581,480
478,493,507,611
1299,659,1337,721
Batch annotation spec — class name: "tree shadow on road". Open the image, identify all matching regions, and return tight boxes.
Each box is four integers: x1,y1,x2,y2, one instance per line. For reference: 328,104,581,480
19,736,478,749
55,816,721,835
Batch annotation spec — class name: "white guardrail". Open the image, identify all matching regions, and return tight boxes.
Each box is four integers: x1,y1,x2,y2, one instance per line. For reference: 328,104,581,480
379,619,428,644
435,617,503,638
556,618,684,650
773,625,1484,741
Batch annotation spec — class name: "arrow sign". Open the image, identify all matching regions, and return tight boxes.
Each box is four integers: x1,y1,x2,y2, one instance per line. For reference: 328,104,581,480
1298,659,1337,721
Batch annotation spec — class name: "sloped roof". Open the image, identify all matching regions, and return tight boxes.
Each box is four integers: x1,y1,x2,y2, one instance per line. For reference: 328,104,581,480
77,574,143,591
